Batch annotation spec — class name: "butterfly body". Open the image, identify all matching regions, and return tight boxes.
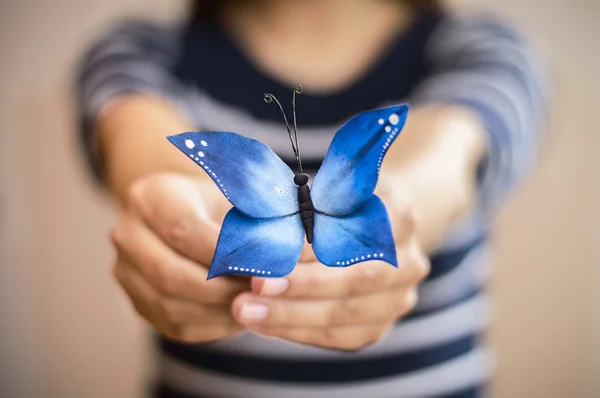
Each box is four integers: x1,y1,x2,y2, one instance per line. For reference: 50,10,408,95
167,103,409,279
294,172,314,244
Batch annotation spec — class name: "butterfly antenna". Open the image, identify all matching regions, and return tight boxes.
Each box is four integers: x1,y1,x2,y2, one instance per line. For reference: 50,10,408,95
263,92,302,172
292,85,303,173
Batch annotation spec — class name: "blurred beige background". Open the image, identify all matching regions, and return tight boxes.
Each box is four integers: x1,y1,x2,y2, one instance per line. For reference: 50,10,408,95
0,1,598,397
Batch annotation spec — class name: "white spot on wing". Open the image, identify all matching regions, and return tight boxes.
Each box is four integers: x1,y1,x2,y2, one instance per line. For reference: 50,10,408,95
389,113,400,125
185,139,195,149
198,151,205,157
200,140,208,147
385,126,391,133
378,118,384,125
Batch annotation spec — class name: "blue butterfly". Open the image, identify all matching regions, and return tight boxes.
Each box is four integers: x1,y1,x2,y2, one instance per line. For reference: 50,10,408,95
168,86,408,279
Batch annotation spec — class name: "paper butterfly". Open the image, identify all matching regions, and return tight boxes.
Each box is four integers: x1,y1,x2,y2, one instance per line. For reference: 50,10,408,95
168,85,408,279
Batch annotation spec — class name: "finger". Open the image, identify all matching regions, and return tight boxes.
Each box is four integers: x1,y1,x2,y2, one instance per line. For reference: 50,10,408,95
252,245,427,299
298,239,317,262
252,323,393,351
115,259,244,343
114,259,239,327
113,258,165,329
375,177,418,244
162,323,246,344
253,260,392,299
111,215,250,304
127,175,221,264
232,288,417,327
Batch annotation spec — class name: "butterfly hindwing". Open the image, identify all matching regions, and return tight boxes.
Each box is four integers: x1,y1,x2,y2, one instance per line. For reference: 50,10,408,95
168,132,298,219
312,195,398,268
310,105,408,216
207,209,305,279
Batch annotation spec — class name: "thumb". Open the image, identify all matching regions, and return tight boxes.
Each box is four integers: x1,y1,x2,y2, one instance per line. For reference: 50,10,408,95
376,176,418,245
131,174,221,265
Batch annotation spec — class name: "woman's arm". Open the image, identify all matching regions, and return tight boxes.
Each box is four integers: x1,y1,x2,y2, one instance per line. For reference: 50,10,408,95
98,95,195,194
378,105,486,253
380,14,550,254
96,95,229,215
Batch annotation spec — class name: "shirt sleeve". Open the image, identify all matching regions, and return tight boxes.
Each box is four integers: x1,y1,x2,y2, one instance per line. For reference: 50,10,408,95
409,14,551,216
74,20,187,182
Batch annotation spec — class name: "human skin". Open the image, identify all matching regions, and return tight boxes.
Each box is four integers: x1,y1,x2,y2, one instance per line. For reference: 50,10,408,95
101,0,485,349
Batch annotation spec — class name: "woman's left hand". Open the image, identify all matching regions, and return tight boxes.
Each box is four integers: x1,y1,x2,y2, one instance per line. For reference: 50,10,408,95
231,203,429,351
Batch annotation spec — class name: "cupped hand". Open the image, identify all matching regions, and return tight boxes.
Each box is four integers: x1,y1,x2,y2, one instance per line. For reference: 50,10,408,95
110,173,250,343
231,201,429,351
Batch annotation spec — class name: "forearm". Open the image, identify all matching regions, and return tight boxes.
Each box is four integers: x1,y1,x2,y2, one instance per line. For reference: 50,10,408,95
96,95,221,204
378,105,486,253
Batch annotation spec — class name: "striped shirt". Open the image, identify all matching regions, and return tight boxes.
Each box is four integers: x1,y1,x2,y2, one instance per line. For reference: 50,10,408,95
76,11,548,398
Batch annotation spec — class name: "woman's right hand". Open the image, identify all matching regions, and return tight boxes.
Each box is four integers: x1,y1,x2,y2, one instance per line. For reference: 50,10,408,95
109,173,250,343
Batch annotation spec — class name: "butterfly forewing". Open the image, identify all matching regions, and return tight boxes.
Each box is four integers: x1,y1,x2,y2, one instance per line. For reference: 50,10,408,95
168,131,298,219
310,105,408,216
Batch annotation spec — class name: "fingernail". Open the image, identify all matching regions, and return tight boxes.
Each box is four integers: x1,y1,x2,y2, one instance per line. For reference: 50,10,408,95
260,278,289,296
240,302,269,322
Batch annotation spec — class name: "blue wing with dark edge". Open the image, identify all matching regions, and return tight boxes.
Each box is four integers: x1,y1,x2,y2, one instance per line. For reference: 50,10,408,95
167,132,298,219
310,105,408,216
208,209,305,279
312,196,397,268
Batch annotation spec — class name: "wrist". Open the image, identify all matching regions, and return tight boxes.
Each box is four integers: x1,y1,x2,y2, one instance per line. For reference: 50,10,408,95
94,95,203,201
377,105,486,252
